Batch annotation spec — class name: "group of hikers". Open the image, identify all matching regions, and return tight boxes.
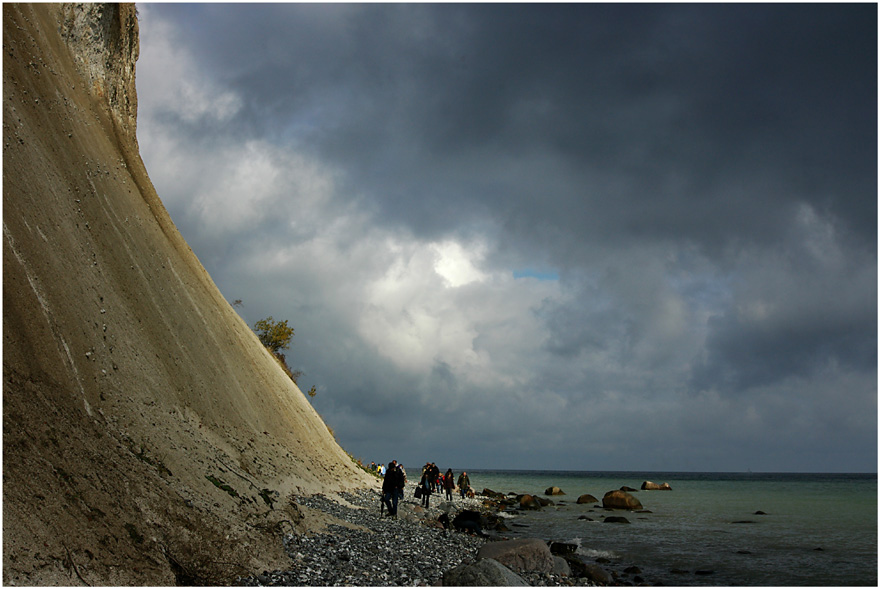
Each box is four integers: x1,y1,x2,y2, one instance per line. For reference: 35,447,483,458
374,460,472,516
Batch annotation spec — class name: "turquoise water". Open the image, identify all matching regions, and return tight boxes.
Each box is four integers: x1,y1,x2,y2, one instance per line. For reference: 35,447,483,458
461,470,877,586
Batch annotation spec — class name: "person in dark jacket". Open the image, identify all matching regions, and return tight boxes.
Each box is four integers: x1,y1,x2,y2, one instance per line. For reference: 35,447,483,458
457,471,471,499
381,462,403,516
419,467,433,508
430,463,441,492
444,468,455,501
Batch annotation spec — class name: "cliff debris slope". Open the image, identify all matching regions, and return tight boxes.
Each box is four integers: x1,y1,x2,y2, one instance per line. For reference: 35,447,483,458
3,4,375,585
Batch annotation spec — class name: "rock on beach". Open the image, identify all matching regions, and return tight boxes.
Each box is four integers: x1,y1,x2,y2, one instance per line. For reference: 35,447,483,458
477,538,559,574
443,558,529,586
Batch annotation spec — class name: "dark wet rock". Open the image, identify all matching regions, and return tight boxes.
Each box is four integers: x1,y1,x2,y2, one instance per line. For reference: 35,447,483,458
604,516,631,524
549,541,578,556
563,555,613,585
576,493,599,504
481,488,507,499
620,486,638,492
624,565,642,574
452,510,487,536
577,515,594,521
545,486,566,495
754,510,767,515
731,520,757,524
603,489,643,510
518,494,542,510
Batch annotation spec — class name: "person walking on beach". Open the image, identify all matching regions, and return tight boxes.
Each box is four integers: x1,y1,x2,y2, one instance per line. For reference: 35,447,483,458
457,471,470,499
430,463,440,492
396,463,407,506
444,468,455,501
381,462,403,516
419,467,433,508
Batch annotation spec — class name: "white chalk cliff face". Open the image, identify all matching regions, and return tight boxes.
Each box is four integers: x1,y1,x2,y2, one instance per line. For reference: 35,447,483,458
3,3,374,585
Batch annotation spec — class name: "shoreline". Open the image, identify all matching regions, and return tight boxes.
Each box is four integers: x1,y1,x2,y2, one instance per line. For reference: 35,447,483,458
235,480,672,586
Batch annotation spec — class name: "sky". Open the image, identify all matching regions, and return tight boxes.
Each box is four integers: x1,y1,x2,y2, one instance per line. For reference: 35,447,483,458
135,3,877,473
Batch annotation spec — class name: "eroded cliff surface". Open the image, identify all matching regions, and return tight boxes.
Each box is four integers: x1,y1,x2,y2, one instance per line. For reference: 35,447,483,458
3,4,374,585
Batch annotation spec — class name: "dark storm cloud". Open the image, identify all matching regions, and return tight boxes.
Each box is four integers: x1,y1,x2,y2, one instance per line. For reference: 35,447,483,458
136,3,877,472
147,4,875,247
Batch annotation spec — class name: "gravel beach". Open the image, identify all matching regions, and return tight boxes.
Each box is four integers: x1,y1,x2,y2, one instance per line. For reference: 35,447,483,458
236,480,601,587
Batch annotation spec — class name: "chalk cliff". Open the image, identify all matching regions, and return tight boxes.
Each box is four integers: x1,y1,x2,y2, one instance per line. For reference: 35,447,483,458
3,4,374,584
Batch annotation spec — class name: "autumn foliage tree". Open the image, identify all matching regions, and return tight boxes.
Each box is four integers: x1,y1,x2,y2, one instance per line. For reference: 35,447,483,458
252,316,316,398
253,317,294,353
253,316,298,379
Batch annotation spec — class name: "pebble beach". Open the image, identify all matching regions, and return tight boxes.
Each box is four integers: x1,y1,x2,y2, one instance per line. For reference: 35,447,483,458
236,480,602,587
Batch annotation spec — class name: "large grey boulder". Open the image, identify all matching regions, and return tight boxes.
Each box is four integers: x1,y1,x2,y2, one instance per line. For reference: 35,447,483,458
477,538,557,574
552,556,572,576
442,558,528,586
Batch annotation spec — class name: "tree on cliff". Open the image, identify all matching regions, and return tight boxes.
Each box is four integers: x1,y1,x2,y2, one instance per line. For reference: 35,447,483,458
252,317,317,398
253,316,294,353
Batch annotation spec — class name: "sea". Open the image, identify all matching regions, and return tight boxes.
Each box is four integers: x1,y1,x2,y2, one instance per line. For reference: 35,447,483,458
459,470,877,586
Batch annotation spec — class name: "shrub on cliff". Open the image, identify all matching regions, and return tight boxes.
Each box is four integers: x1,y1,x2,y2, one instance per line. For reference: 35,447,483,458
253,316,294,353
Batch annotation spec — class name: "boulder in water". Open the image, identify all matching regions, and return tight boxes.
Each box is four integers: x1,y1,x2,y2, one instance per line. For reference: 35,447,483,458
562,555,613,585
549,541,578,555
641,481,672,490
576,493,598,504
544,486,565,495
602,489,643,510
518,494,541,510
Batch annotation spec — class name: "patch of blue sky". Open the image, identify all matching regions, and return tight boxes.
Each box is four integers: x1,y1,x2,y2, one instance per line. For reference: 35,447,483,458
513,268,560,281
